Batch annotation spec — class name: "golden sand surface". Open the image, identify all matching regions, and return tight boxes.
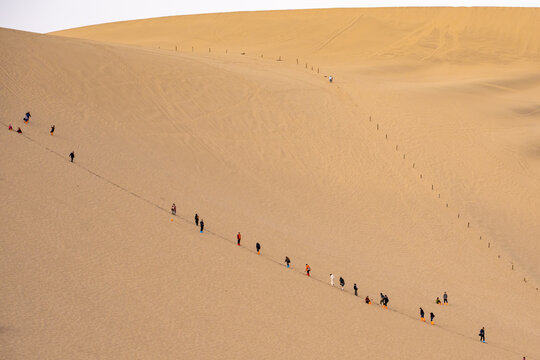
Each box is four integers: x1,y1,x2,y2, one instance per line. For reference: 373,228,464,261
1,8,539,359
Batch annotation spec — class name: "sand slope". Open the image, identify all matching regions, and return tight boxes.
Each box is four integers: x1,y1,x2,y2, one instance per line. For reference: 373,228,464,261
54,7,540,285
53,8,540,64
1,8,540,360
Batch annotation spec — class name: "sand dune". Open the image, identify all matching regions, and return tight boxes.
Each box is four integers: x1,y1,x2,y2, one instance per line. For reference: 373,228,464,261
53,8,540,64
2,7,540,360
54,5,540,301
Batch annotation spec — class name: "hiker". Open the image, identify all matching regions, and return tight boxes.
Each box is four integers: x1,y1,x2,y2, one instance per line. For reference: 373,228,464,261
194,213,199,226
383,295,389,309
69,151,75,162
16,127,22,133
200,219,204,233
305,264,311,277
365,296,371,304
256,242,261,255
237,232,241,246
329,75,333,83
339,277,345,291
284,256,291,268
443,291,448,304
436,297,441,305
24,112,31,122
353,283,358,296
330,273,335,287
8,124,13,130
479,327,485,343
420,307,425,322
50,125,55,135
171,203,176,215
430,312,435,325
380,293,385,305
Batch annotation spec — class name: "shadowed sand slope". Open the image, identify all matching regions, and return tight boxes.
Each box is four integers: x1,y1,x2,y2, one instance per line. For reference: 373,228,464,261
54,7,540,286
1,8,539,359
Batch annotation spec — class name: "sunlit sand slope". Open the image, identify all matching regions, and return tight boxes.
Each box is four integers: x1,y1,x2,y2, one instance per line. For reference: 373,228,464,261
54,8,540,63
1,8,539,359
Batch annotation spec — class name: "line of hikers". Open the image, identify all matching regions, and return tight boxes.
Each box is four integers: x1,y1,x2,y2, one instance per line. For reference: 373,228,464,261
9,112,55,134
8,112,67,159
173,204,491,343
170,202,492,342
8,114,490,346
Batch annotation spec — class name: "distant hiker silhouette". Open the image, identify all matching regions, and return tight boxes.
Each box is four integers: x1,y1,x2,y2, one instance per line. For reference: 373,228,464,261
195,213,199,226
8,124,13,130
329,75,333,83
284,256,291,268
305,264,311,277
50,125,55,135
381,294,389,309
339,277,345,291
237,232,241,246
16,127,22,134
365,296,371,304
430,312,435,325
69,151,74,162
171,203,176,215
23,112,31,122
420,307,425,322
443,291,448,304
353,283,358,296
380,293,385,305
256,242,261,255
330,273,335,286
436,297,442,305
479,327,485,343
200,220,204,233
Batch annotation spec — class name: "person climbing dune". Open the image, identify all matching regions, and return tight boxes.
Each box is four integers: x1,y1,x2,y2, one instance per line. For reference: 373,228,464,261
171,203,176,215
365,296,371,304
330,273,335,287
430,312,435,325
23,112,31,122
50,125,55,135
200,219,204,233
237,232,241,246
339,277,345,291
69,151,75,162
256,242,261,255
195,213,199,226
353,283,358,296
305,264,311,277
479,327,485,343
284,256,291,268
420,307,425,322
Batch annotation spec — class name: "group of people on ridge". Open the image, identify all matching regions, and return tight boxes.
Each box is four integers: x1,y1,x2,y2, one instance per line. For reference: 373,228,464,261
9,111,72,160
9,108,499,350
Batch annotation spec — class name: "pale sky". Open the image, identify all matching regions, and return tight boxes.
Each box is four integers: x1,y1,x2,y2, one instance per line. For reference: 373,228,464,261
0,0,539,33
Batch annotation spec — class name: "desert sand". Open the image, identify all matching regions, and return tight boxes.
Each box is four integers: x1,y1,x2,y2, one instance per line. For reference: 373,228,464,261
1,8,539,359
